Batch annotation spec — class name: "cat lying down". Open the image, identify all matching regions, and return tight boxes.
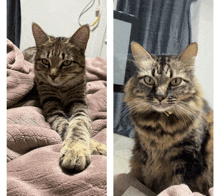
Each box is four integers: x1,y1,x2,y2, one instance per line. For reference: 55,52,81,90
23,23,107,171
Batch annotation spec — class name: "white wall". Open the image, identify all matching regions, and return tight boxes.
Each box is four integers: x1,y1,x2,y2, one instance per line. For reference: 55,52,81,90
114,0,118,10
191,0,213,108
20,0,107,59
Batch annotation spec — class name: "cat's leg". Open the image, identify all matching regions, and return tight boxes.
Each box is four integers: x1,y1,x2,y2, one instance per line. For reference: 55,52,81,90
43,99,69,140
129,154,144,183
90,138,107,155
59,103,92,171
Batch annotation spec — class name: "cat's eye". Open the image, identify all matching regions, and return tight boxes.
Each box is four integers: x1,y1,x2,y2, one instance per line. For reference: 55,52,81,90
62,60,72,66
170,78,182,86
41,59,50,66
144,76,155,85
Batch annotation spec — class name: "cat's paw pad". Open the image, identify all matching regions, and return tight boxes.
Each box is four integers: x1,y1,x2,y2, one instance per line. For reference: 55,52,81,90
92,142,107,156
60,143,91,171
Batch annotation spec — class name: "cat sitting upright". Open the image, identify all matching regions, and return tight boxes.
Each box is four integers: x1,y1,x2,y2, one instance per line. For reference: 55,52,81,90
124,42,213,194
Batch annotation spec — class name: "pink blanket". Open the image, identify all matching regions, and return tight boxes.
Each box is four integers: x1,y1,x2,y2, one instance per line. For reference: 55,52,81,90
7,39,107,196
114,173,213,196
158,184,213,196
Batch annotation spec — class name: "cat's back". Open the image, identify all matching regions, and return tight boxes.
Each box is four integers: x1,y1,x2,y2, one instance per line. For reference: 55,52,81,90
23,46,37,64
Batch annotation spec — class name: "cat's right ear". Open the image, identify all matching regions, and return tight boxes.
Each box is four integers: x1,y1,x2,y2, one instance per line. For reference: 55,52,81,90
32,23,50,46
131,42,153,63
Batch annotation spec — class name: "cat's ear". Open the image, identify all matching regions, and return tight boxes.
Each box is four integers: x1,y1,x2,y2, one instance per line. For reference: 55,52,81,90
32,23,50,46
67,25,90,51
178,42,198,62
131,42,153,62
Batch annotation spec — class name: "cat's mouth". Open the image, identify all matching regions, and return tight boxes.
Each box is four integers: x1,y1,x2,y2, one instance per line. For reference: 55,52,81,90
48,79,64,86
152,103,173,112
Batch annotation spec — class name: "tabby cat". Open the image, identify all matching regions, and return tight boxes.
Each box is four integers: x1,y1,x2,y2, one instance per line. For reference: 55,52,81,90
124,42,213,194
23,23,107,171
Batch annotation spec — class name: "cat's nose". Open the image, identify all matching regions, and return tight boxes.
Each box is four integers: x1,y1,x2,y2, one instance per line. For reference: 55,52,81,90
50,75,57,80
155,94,167,102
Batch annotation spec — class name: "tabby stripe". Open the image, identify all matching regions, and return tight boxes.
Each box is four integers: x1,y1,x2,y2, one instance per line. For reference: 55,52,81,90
61,82,85,93
135,120,189,137
132,112,186,128
172,130,197,149
152,68,155,77
65,100,87,109
62,53,65,59
41,97,62,106
78,63,85,68
200,128,210,157
47,115,64,125
47,110,66,118
170,69,173,78
71,128,88,142
160,55,167,67
57,122,69,140
69,111,88,121
171,149,205,182
180,95,197,103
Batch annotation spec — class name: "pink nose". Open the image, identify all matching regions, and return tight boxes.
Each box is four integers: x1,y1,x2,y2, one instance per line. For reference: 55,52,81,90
155,95,167,102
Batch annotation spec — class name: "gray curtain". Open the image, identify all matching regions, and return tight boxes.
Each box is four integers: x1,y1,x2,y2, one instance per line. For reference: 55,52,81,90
114,0,196,137
7,0,21,48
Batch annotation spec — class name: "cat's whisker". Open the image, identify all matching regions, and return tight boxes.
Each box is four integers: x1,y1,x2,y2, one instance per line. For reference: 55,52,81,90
173,105,188,127
175,104,195,122
175,104,194,119
119,108,130,123
178,101,213,121
178,101,203,113
177,103,208,128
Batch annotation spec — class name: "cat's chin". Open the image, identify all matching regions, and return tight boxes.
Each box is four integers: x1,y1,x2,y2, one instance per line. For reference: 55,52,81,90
152,104,173,112
48,80,64,87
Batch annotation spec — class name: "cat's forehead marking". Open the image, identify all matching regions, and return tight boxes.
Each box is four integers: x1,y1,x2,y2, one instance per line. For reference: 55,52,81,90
60,53,65,60
152,55,173,78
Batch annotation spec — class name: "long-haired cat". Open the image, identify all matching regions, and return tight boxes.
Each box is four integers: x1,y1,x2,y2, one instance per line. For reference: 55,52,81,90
23,23,107,171
124,42,213,194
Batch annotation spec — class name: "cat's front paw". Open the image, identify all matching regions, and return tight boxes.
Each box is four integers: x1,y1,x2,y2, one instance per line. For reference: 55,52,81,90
90,139,107,156
60,142,91,171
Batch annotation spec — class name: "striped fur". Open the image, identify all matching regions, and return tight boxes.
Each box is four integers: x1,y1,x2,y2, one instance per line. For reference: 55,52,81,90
23,23,106,171
124,42,213,194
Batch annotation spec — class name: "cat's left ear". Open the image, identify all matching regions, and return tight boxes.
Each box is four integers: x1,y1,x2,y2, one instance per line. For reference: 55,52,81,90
178,42,198,62
67,25,90,52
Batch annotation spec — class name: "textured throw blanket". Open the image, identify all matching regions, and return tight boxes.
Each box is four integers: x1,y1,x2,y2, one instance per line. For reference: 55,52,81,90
7,39,107,196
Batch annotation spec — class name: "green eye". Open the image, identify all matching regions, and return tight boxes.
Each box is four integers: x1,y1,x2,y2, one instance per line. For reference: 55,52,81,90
170,78,182,86
62,60,72,67
144,76,155,85
41,58,50,66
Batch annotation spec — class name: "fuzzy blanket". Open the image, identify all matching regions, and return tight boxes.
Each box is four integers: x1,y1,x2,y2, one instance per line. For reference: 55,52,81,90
158,184,213,196
114,172,213,196
7,39,107,196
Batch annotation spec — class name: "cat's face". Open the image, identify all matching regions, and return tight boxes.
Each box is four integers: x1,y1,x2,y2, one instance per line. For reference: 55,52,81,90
124,42,201,114
32,23,90,86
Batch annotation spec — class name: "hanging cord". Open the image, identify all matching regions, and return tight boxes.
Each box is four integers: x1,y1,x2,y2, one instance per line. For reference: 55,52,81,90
78,0,100,30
